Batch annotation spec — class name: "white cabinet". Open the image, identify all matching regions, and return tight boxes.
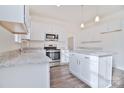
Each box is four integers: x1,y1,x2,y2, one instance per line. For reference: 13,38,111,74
79,55,91,81
69,53,80,77
0,5,30,34
69,53,112,88
61,50,69,64
0,5,24,22
79,55,99,87
98,56,112,88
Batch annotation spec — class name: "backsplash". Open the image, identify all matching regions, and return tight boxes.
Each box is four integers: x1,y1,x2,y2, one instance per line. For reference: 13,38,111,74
0,49,21,63
22,47,45,55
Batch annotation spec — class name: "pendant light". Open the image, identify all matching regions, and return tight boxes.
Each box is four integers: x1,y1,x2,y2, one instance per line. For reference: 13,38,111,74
94,6,100,23
80,23,84,28
95,16,100,22
80,5,85,29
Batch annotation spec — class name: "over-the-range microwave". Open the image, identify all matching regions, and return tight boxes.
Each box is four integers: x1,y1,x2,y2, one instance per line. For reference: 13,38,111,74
45,34,58,41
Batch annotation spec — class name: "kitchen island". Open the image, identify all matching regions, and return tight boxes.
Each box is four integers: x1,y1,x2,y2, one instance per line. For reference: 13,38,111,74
69,50,113,88
0,52,51,88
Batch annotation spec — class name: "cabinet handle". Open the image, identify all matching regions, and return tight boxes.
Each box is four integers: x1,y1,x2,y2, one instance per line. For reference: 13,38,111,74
85,57,89,59
78,60,80,65
77,60,78,64
77,60,80,65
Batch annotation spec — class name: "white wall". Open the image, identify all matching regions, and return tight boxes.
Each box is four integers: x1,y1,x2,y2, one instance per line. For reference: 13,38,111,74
30,15,78,49
0,26,20,53
75,10,124,70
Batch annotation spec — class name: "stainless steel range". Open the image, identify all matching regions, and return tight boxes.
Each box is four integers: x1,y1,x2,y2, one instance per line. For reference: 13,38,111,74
44,46,60,67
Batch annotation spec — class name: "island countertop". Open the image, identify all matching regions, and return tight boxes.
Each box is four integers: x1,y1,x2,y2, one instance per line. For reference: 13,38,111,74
70,50,115,57
0,52,51,68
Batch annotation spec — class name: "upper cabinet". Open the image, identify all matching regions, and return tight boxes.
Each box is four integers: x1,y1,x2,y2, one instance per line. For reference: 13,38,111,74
0,5,30,34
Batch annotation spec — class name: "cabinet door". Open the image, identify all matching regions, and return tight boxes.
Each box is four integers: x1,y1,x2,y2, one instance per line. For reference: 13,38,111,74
79,55,98,87
0,5,24,23
0,5,30,34
61,50,69,63
80,55,91,81
69,53,76,72
69,53,80,76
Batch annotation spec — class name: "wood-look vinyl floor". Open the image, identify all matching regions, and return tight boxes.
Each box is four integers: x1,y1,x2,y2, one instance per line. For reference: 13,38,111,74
50,65,90,88
50,65,124,88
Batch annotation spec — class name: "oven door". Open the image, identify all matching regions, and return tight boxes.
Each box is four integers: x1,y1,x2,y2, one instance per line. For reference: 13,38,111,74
46,51,60,60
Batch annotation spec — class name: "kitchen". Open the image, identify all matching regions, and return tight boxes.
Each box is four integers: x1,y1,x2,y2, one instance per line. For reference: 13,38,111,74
0,5,124,88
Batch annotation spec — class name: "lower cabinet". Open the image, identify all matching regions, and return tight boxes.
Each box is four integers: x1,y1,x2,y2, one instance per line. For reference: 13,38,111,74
69,53,112,88
69,53,80,76
61,50,69,64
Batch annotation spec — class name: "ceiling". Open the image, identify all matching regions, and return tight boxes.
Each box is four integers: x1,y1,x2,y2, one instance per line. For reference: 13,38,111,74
30,5,124,24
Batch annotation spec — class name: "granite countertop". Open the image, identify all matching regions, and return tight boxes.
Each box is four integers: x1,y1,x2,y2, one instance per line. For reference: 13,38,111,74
0,52,51,68
70,50,115,57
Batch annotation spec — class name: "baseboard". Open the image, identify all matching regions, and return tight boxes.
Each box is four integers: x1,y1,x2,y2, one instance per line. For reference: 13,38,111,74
113,66,124,71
